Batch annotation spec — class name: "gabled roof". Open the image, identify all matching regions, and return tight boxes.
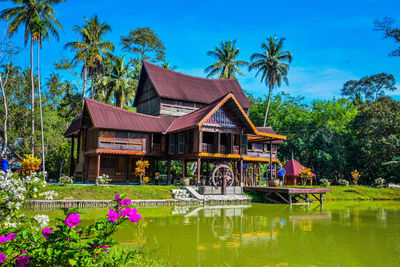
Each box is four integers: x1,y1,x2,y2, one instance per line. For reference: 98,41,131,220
83,98,175,133
134,61,252,109
64,117,82,137
283,158,316,177
165,93,257,134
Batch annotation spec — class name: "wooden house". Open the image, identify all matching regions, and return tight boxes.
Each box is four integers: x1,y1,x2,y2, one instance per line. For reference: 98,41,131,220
65,61,286,186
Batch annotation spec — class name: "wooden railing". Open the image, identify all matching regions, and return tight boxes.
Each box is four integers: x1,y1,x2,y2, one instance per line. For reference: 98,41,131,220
246,151,277,159
98,140,143,151
202,143,214,153
152,143,161,151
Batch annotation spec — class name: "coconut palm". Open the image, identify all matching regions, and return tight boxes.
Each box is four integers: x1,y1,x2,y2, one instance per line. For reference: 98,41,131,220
249,37,292,127
205,40,248,79
100,56,135,108
64,15,114,100
0,0,65,155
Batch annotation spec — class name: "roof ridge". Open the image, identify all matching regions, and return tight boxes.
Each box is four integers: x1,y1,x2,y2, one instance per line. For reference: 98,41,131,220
142,60,239,82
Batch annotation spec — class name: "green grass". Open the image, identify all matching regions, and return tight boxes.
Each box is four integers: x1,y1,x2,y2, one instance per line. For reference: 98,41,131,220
246,185,400,202
41,184,180,200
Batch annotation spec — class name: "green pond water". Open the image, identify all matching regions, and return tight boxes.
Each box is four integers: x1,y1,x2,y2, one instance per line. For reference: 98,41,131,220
30,201,400,266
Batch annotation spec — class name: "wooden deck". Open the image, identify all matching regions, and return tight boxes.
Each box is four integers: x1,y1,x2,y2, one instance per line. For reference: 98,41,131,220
243,187,331,204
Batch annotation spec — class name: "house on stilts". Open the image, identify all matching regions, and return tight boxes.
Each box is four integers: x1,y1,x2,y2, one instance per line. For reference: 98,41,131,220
64,61,286,188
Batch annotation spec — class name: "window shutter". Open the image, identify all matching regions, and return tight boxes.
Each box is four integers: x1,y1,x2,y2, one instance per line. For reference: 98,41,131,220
168,135,175,155
178,133,185,154
240,134,248,154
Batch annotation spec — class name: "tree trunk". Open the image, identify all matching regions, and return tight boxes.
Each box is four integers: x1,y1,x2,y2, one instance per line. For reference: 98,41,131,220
263,85,272,127
0,76,7,157
30,37,35,156
82,60,87,106
37,43,45,173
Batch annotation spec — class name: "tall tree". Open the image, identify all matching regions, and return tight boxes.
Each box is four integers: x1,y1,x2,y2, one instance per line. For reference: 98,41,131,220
204,40,248,79
249,37,292,127
341,73,397,103
99,55,135,108
0,0,65,155
120,26,165,65
64,15,114,100
374,17,400,57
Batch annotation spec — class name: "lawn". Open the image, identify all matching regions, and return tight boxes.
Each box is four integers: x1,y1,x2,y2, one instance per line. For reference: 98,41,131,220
41,184,180,200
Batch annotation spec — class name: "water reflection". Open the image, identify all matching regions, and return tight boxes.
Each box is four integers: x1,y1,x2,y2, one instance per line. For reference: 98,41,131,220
28,201,400,266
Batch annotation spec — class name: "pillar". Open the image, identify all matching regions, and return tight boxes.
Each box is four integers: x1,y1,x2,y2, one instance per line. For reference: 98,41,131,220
197,157,201,185
182,160,186,179
96,154,101,178
269,141,273,180
240,159,243,186
258,163,261,186
167,160,171,185
69,137,75,177
126,157,130,183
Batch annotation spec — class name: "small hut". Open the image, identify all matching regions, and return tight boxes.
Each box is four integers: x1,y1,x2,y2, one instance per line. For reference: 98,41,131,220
283,158,316,185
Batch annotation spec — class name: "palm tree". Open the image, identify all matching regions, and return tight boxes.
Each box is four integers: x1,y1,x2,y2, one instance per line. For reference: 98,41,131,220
64,15,114,101
249,37,292,127
205,40,248,79
162,61,177,70
30,17,48,172
0,0,65,155
100,56,135,108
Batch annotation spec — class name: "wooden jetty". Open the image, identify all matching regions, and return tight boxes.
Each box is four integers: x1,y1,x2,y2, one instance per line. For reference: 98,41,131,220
243,187,331,204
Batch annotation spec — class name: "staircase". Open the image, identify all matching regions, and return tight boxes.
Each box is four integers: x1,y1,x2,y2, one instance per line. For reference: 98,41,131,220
171,189,192,200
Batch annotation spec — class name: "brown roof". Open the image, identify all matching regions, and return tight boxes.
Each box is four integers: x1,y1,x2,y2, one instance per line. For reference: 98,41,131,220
257,127,284,144
135,61,252,109
165,93,257,134
64,117,82,137
283,158,316,177
85,98,175,133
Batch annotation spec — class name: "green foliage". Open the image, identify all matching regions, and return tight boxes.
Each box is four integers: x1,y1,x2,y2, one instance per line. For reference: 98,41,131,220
59,175,73,186
338,179,350,186
320,178,330,187
375,178,385,188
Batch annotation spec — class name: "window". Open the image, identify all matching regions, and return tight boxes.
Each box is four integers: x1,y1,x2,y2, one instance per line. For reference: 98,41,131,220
168,135,175,155
101,157,117,170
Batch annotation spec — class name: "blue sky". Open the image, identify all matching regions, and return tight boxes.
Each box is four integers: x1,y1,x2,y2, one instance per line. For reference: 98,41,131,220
1,0,400,101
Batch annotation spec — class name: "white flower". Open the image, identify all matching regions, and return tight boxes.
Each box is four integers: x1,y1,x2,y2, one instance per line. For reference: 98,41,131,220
34,214,50,228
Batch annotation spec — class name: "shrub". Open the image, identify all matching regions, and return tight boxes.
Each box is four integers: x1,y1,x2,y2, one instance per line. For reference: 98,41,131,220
338,179,349,186
20,155,41,176
320,178,330,187
59,175,73,186
375,178,385,188
0,194,146,266
96,174,111,186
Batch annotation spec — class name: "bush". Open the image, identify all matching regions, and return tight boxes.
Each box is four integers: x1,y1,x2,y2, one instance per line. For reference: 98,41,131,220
59,175,73,186
0,193,147,266
338,179,349,186
375,178,385,188
320,178,330,187
96,174,111,186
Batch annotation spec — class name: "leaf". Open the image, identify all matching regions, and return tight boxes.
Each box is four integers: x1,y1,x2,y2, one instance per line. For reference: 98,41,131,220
68,258,77,266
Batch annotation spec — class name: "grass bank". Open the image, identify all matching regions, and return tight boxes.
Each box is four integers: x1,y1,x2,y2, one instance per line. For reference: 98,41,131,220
41,184,180,200
246,185,400,202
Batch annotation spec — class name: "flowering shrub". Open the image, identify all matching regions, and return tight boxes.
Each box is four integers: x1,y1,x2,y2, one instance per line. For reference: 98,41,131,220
143,176,150,185
20,155,42,176
351,170,361,185
0,171,50,226
59,175,73,186
96,174,111,186
135,160,149,185
298,167,312,185
0,194,145,266
320,178,330,187
375,178,385,188
338,179,349,186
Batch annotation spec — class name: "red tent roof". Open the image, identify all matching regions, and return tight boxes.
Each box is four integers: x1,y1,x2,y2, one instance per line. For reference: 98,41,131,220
283,158,316,177
134,61,252,109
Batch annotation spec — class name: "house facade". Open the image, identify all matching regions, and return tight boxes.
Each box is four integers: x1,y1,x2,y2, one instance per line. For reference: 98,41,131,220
65,61,286,186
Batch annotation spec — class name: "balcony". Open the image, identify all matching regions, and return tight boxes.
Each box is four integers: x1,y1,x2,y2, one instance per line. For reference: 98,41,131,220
152,143,161,151
202,143,214,153
245,150,277,159
99,140,143,151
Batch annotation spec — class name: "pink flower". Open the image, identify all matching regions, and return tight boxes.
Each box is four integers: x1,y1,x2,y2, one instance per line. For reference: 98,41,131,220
120,207,132,217
64,214,81,228
0,233,17,244
115,194,120,201
16,250,30,267
42,228,53,240
107,209,120,223
0,252,6,263
129,212,141,223
121,198,132,206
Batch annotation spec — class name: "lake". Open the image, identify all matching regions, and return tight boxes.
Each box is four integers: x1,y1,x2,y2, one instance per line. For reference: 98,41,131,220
31,201,400,266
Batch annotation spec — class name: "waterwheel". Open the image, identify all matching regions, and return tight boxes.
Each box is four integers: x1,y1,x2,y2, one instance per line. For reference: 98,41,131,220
210,164,234,187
